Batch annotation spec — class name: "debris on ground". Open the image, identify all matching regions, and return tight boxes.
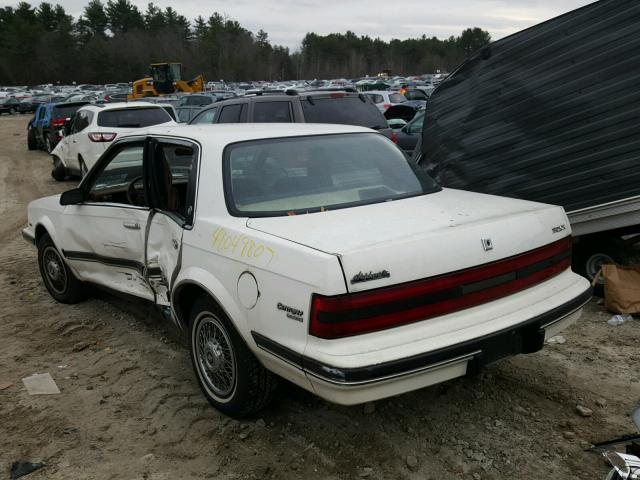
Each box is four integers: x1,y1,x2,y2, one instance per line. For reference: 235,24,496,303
21,373,60,395
576,405,594,417
10,461,45,479
607,314,634,326
0,381,14,390
406,455,418,469
547,335,567,344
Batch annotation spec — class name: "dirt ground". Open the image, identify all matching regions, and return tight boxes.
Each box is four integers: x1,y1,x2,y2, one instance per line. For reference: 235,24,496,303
1,114,639,480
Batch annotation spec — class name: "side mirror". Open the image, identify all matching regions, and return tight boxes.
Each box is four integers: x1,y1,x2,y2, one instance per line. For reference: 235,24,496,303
60,187,85,206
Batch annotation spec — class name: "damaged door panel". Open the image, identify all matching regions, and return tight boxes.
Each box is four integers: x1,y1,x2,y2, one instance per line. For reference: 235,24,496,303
60,143,154,300
143,138,199,314
146,212,183,306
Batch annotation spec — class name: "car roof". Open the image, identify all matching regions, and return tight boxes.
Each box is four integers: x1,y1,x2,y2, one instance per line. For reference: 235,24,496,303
139,123,374,146
80,101,165,112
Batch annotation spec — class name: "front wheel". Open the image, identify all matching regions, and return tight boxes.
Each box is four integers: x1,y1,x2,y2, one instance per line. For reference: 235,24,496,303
189,295,278,418
37,234,85,303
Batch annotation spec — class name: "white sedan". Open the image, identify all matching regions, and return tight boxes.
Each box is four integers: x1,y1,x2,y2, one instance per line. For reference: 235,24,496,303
50,102,176,180
24,123,591,417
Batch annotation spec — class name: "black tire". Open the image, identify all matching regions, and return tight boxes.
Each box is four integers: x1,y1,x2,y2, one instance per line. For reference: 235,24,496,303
45,135,53,153
27,128,37,150
51,156,67,181
189,295,278,418
37,234,85,304
573,236,625,297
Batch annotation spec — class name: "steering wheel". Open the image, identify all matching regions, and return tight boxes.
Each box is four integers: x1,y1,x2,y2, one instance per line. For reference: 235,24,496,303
126,176,144,206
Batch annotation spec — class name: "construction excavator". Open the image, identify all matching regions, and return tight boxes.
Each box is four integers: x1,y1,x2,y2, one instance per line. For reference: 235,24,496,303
128,62,204,100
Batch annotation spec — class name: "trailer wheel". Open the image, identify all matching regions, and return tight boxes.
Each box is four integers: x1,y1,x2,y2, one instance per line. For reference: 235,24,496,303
573,236,625,296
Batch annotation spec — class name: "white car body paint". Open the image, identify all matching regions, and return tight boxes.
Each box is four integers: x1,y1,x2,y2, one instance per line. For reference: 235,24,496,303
51,101,176,174
25,123,591,406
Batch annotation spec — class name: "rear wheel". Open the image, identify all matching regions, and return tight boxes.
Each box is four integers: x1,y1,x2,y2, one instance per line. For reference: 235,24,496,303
51,156,67,181
27,128,37,150
37,234,85,303
79,157,88,178
189,295,278,418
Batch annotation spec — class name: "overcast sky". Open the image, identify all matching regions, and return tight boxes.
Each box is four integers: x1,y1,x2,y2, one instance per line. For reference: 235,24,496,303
3,0,595,50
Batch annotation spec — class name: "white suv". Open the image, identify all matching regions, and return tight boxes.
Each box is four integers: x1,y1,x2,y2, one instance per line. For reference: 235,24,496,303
364,90,408,112
50,102,176,180
24,123,591,417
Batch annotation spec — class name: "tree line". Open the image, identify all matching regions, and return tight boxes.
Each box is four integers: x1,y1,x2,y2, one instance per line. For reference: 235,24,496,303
0,0,491,85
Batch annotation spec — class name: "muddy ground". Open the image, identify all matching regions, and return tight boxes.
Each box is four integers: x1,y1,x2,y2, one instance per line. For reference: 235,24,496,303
0,114,638,480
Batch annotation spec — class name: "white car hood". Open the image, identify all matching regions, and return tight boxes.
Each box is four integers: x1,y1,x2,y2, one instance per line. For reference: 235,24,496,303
246,188,570,292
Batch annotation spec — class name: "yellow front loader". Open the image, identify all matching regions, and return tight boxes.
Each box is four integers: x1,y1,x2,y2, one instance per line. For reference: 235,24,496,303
128,63,204,100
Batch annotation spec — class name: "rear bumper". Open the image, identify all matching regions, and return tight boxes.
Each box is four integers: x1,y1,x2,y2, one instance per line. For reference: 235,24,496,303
252,286,591,405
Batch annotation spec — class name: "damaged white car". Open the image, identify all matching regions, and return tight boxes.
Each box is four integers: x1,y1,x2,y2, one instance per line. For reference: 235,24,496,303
23,123,591,417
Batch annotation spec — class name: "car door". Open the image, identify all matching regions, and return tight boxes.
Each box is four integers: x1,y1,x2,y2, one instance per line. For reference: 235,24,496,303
144,138,199,307
59,141,155,300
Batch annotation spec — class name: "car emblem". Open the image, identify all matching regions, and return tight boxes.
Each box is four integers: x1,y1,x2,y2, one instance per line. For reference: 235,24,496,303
481,238,493,252
350,270,390,284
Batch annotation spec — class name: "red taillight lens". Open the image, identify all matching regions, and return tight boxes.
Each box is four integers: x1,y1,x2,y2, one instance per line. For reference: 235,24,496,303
391,131,398,144
383,103,391,110
309,237,572,339
52,118,65,127
329,92,345,98
88,132,117,142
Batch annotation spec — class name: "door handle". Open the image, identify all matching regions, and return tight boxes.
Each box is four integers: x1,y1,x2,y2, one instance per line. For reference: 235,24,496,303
122,221,140,230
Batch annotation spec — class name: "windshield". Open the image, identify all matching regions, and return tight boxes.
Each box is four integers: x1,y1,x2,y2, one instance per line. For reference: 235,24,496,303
97,107,171,128
53,105,83,119
224,133,439,217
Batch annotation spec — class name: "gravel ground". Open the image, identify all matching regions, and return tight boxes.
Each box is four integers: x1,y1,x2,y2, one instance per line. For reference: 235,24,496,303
1,114,639,480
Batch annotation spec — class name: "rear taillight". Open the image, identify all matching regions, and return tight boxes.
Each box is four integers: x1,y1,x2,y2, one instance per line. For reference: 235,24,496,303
383,103,391,110
309,237,572,339
88,132,117,142
52,118,65,127
391,131,398,144
329,92,345,98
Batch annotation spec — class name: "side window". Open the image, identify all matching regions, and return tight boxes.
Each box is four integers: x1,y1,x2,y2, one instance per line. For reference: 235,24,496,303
69,113,81,134
87,146,146,207
71,112,90,134
218,104,245,123
192,107,217,124
151,142,198,224
367,94,383,104
253,101,292,122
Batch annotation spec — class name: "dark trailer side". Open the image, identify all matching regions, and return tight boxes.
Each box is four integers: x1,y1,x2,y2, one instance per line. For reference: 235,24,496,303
414,0,640,289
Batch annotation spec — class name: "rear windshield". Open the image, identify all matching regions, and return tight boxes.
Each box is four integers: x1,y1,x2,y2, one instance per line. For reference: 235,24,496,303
224,133,439,217
389,93,407,103
97,107,171,128
301,96,387,128
53,105,83,119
